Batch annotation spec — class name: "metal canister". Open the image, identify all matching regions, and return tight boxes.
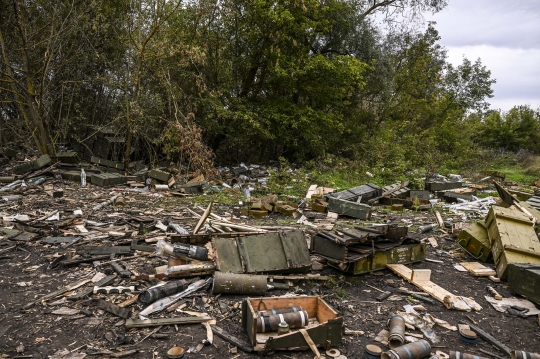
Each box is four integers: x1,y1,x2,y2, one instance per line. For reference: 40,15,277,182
138,280,187,305
512,351,540,359
212,272,267,295
365,344,383,359
382,340,431,359
450,352,488,359
387,315,406,348
257,306,303,317
256,311,309,333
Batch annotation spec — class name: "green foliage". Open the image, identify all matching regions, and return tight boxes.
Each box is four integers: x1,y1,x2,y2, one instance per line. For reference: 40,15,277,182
476,106,540,153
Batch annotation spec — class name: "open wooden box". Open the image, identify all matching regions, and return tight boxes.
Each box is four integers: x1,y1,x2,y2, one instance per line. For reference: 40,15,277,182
241,296,343,352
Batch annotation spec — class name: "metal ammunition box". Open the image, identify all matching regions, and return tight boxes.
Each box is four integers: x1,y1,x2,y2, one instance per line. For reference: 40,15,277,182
507,264,540,306
457,222,492,262
147,169,170,182
485,206,540,279
327,197,371,220
242,296,342,352
213,230,310,274
91,172,127,187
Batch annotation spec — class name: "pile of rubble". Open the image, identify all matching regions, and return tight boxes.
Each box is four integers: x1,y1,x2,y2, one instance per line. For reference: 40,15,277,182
0,150,540,359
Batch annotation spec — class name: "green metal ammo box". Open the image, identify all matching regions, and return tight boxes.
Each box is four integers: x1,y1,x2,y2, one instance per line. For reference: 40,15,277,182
457,222,492,262
507,264,540,306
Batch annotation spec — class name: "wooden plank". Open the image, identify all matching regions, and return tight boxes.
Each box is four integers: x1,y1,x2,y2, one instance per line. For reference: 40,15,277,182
411,269,431,282
125,316,211,328
23,278,92,309
387,264,482,311
305,184,318,199
193,201,213,234
426,237,438,248
460,262,497,277
434,211,445,228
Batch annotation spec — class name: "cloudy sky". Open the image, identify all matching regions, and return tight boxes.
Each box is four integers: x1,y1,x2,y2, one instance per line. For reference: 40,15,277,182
424,0,540,111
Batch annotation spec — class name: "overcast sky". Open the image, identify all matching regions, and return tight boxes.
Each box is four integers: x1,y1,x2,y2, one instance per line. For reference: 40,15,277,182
424,0,540,111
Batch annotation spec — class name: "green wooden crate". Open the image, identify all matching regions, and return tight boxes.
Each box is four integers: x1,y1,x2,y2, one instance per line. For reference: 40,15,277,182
91,172,126,187
61,170,82,182
56,151,80,164
147,169,170,182
328,241,426,275
507,264,540,306
327,197,371,220
486,206,540,279
457,222,492,262
425,181,462,191
213,230,311,274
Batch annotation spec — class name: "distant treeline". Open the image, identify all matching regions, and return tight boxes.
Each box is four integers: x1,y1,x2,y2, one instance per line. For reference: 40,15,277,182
1,0,538,173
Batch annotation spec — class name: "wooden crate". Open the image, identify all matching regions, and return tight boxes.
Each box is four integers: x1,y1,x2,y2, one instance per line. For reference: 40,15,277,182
242,296,342,352
327,197,371,220
485,206,540,279
507,264,540,306
457,222,492,262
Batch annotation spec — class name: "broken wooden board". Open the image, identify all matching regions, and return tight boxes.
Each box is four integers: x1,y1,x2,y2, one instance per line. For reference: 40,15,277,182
125,317,211,328
82,299,130,318
460,262,496,277
211,325,254,353
386,264,482,311
68,275,117,301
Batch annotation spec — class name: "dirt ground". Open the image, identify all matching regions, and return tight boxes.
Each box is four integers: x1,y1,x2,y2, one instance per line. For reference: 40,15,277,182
1,184,539,359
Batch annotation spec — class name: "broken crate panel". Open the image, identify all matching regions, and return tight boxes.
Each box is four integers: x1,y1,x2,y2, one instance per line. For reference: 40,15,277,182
507,264,540,306
213,230,311,274
326,197,371,220
326,183,382,203
242,296,342,351
485,206,540,280
457,222,493,263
